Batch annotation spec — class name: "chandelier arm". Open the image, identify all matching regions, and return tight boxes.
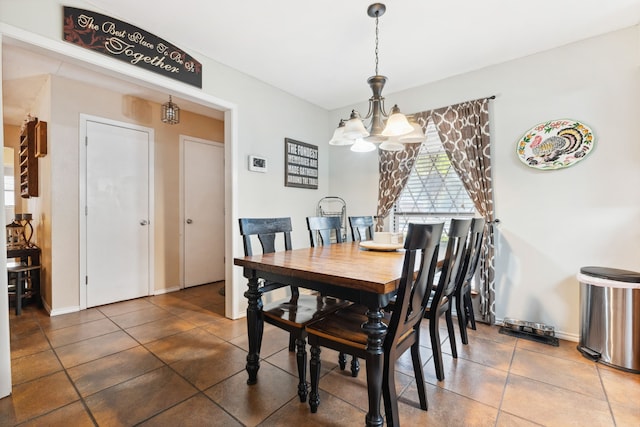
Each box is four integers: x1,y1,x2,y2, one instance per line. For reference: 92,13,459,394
362,100,374,121
379,99,388,117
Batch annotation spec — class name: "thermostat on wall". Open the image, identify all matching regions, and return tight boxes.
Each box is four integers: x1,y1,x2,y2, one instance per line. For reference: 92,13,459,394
248,155,267,173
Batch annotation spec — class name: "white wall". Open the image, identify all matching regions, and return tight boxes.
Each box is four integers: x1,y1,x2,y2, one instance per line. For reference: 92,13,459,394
329,26,640,340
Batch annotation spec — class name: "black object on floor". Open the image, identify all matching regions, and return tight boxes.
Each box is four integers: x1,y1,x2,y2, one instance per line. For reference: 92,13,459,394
499,326,559,346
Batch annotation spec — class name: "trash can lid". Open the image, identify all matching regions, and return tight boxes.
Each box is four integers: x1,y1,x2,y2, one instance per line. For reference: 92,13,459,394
580,266,640,283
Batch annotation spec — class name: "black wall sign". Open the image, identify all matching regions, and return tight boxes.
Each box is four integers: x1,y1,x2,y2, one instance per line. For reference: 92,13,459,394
285,138,318,189
63,6,202,88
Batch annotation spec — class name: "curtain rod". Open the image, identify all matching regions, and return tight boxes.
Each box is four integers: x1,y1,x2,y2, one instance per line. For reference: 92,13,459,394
412,95,496,117
473,95,496,102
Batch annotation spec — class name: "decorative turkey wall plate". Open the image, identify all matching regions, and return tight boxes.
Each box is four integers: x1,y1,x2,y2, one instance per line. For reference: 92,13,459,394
516,119,595,170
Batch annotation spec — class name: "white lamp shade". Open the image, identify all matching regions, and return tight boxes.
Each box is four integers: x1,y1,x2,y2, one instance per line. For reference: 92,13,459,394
399,122,426,143
350,138,376,152
328,126,354,146
343,117,370,139
381,112,413,136
379,139,405,151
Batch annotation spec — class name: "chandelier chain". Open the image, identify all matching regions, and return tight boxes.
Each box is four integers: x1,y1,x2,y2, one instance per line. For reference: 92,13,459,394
374,14,379,76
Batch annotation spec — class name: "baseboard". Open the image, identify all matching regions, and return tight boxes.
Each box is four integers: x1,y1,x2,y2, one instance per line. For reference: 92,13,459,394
40,298,52,315
49,305,80,316
154,286,180,295
554,331,578,343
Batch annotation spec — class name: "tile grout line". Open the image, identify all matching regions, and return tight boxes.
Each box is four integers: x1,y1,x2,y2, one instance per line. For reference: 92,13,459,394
33,312,101,426
595,365,618,426
493,336,518,427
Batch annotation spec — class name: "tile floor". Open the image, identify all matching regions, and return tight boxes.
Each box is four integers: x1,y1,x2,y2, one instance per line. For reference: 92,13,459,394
2,282,639,426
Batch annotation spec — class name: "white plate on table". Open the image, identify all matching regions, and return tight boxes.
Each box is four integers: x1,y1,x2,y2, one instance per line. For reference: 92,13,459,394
359,241,404,252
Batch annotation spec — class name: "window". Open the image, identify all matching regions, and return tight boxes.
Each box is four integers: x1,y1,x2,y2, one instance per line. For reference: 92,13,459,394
393,121,476,238
4,168,16,206
4,159,16,226
4,165,15,207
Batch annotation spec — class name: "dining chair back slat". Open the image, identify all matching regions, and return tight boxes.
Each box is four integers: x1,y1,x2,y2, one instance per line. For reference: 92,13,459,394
239,217,292,256
306,216,343,247
348,216,375,241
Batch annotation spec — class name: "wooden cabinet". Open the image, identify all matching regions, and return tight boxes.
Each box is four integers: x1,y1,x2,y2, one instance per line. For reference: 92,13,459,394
19,120,39,198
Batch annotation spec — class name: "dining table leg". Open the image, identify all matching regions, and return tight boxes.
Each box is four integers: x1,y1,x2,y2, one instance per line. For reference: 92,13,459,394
362,306,387,427
244,275,263,385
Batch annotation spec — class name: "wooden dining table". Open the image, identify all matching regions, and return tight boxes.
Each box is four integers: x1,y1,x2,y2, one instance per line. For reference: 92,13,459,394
234,241,407,427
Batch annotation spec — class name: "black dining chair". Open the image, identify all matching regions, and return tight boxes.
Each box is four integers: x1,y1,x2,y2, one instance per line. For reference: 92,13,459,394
453,217,485,344
425,217,472,381
306,216,360,377
348,215,375,241
306,222,444,426
238,217,350,402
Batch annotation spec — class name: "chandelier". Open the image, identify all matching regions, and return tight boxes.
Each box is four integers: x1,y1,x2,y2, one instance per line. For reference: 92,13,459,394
329,3,425,152
161,95,180,125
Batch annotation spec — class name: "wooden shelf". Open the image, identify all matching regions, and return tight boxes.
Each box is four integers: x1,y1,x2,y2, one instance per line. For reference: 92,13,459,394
19,120,39,198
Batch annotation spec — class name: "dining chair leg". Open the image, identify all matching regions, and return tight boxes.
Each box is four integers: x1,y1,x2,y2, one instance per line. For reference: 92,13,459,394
411,341,428,410
296,337,308,402
430,317,445,381
350,356,360,377
446,308,458,359
456,293,470,345
309,346,321,413
338,352,347,370
464,290,477,330
382,355,400,427
288,334,296,352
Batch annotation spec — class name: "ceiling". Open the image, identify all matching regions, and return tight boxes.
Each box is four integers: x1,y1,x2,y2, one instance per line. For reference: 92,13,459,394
3,0,640,125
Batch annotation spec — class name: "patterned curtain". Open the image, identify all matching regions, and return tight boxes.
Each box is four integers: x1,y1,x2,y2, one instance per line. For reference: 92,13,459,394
375,143,421,231
415,98,496,324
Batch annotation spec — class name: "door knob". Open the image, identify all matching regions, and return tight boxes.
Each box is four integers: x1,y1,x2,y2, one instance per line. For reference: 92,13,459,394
140,220,148,226
186,219,193,224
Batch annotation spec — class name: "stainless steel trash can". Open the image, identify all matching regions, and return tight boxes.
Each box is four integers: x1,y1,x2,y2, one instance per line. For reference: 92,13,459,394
577,266,640,373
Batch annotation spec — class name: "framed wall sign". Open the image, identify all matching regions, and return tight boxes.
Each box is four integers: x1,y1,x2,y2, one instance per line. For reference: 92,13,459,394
63,7,202,87
285,138,318,189
248,155,267,173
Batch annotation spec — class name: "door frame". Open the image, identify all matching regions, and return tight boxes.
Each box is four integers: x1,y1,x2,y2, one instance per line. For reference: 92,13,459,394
0,37,9,397
179,135,224,289
79,114,155,310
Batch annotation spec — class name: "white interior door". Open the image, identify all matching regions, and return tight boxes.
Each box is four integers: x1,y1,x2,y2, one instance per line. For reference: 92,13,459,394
86,119,152,307
183,137,224,287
